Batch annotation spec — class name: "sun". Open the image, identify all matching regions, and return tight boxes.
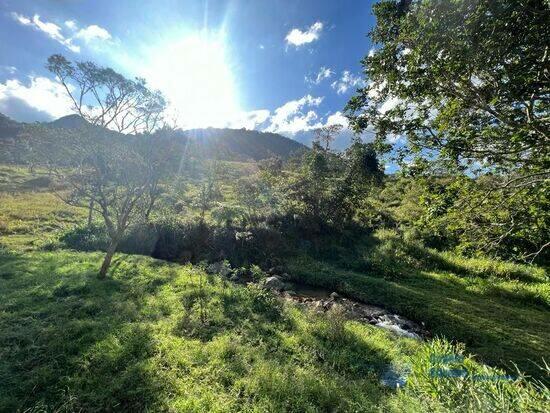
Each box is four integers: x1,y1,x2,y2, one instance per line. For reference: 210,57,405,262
142,30,240,129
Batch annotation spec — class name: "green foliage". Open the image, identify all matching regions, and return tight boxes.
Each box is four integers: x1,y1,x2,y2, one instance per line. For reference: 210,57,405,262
270,140,383,231
367,173,550,264
2,6,550,411
234,175,278,221
406,339,550,412
410,175,549,262
59,223,110,251
1,248,547,412
58,215,286,267
1,158,549,411
346,0,550,262
287,228,549,381
347,0,549,172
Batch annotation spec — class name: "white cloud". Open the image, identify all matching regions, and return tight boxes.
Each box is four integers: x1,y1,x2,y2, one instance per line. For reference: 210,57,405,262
11,12,112,52
387,133,405,144
305,66,333,85
285,22,323,47
325,111,349,129
11,13,80,53
379,96,401,114
265,94,324,135
263,108,363,149
65,20,77,30
227,109,271,130
331,70,365,95
76,25,112,42
261,98,355,139
1,66,18,75
11,12,31,26
322,111,379,148
367,80,386,99
0,76,73,120
32,15,64,40
323,111,360,148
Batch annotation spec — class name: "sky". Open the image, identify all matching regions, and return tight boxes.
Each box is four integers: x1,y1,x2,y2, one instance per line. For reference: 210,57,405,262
0,0,378,148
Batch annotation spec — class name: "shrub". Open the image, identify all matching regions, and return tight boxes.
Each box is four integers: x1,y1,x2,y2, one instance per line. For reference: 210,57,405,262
118,222,158,256
59,223,109,252
140,217,285,267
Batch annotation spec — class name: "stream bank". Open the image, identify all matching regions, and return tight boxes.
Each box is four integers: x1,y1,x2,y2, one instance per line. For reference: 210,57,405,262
278,282,430,340
205,262,430,340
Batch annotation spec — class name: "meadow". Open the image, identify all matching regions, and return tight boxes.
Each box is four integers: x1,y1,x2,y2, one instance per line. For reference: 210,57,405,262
0,164,548,412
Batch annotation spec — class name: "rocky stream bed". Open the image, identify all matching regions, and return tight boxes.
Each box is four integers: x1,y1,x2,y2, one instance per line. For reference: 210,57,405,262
277,282,429,340
206,263,428,388
206,262,430,341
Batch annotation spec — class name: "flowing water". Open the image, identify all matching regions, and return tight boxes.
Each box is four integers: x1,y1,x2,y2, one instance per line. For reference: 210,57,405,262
282,282,428,340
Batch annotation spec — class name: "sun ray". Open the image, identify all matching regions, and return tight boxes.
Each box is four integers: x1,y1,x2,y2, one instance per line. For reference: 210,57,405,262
141,29,240,129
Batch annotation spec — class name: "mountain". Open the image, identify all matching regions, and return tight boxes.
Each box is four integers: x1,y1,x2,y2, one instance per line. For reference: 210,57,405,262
168,128,306,161
48,114,92,130
48,115,306,161
0,113,23,139
0,113,306,162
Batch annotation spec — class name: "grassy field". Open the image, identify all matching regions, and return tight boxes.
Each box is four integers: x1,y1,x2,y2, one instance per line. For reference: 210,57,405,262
0,164,548,411
287,230,549,381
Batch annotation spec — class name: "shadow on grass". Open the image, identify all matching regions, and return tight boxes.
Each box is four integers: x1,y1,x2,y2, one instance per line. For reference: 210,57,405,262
0,250,174,411
329,233,546,285
287,255,550,383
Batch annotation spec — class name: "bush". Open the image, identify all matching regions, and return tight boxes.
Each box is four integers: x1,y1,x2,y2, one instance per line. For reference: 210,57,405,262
59,223,109,252
118,222,160,256
58,216,287,268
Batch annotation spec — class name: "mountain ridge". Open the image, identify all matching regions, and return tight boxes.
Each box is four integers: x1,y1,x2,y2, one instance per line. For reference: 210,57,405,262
0,113,307,161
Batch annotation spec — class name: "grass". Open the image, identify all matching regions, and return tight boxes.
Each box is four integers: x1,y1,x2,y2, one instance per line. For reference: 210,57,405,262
287,229,549,382
0,165,84,244
1,249,548,412
0,164,548,411
0,249,387,411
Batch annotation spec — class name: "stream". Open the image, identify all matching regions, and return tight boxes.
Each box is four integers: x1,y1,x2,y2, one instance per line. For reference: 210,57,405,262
279,282,429,340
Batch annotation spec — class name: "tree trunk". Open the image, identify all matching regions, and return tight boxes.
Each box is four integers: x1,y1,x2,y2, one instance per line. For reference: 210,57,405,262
87,200,94,226
99,237,120,278
144,197,155,220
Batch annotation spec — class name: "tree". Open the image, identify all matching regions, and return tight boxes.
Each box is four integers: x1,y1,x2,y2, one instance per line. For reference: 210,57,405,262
313,138,383,228
346,0,549,172
235,175,277,223
47,54,168,226
47,54,166,134
136,128,179,220
346,0,550,259
30,126,159,278
313,124,343,151
28,56,170,277
194,161,223,223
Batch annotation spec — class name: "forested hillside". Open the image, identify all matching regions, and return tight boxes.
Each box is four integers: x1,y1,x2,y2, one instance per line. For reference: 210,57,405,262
0,113,306,163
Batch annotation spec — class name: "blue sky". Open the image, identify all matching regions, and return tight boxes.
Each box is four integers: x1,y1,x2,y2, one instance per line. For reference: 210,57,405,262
0,0,377,147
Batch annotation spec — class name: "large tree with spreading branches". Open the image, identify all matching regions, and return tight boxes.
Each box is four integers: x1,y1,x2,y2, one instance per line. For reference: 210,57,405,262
346,0,549,261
